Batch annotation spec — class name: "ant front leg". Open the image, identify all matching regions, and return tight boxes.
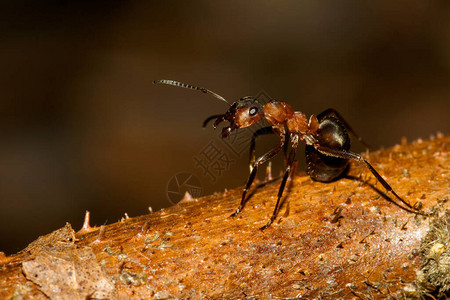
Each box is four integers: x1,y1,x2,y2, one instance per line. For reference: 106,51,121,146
260,134,299,230
230,128,286,218
249,126,275,171
249,126,289,172
313,144,427,215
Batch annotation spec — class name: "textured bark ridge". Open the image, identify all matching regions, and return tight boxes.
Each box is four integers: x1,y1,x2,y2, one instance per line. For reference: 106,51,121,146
0,135,449,299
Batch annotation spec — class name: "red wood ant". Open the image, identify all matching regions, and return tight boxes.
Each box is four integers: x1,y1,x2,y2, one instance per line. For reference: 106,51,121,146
154,79,426,229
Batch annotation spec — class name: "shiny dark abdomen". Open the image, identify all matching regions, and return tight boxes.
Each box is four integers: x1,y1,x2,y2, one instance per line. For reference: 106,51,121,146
305,117,350,182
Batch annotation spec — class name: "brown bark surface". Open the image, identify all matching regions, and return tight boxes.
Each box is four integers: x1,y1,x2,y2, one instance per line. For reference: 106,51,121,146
0,135,449,299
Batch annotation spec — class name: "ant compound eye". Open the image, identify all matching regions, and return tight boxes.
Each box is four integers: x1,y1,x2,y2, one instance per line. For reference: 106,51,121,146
235,102,262,127
249,106,258,116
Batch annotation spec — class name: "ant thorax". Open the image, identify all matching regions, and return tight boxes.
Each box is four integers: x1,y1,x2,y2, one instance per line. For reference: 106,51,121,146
263,101,294,125
262,101,318,139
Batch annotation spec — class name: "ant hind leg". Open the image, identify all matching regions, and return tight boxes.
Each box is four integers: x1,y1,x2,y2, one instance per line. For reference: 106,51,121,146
313,144,429,216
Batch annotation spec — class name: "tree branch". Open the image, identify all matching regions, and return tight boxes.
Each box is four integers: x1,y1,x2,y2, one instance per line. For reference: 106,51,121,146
0,135,449,299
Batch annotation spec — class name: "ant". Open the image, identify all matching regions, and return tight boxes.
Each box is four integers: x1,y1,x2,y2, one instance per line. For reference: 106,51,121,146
154,79,427,230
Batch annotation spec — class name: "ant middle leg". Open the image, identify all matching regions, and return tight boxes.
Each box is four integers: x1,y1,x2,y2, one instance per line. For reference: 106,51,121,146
260,134,299,230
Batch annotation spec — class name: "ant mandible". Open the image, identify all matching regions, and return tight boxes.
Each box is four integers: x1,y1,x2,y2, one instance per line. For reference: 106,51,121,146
154,79,426,230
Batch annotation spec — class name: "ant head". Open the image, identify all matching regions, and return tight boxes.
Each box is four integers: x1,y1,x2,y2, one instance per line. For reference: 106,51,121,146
214,97,264,138
153,80,264,138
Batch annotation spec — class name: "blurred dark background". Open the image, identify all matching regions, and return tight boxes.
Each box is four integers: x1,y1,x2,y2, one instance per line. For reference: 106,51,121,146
0,1,449,254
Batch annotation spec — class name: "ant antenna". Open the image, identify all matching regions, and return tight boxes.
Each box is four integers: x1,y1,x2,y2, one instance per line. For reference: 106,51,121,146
154,79,230,105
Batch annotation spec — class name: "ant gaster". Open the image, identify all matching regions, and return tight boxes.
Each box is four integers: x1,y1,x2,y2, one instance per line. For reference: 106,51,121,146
154,79,426,230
